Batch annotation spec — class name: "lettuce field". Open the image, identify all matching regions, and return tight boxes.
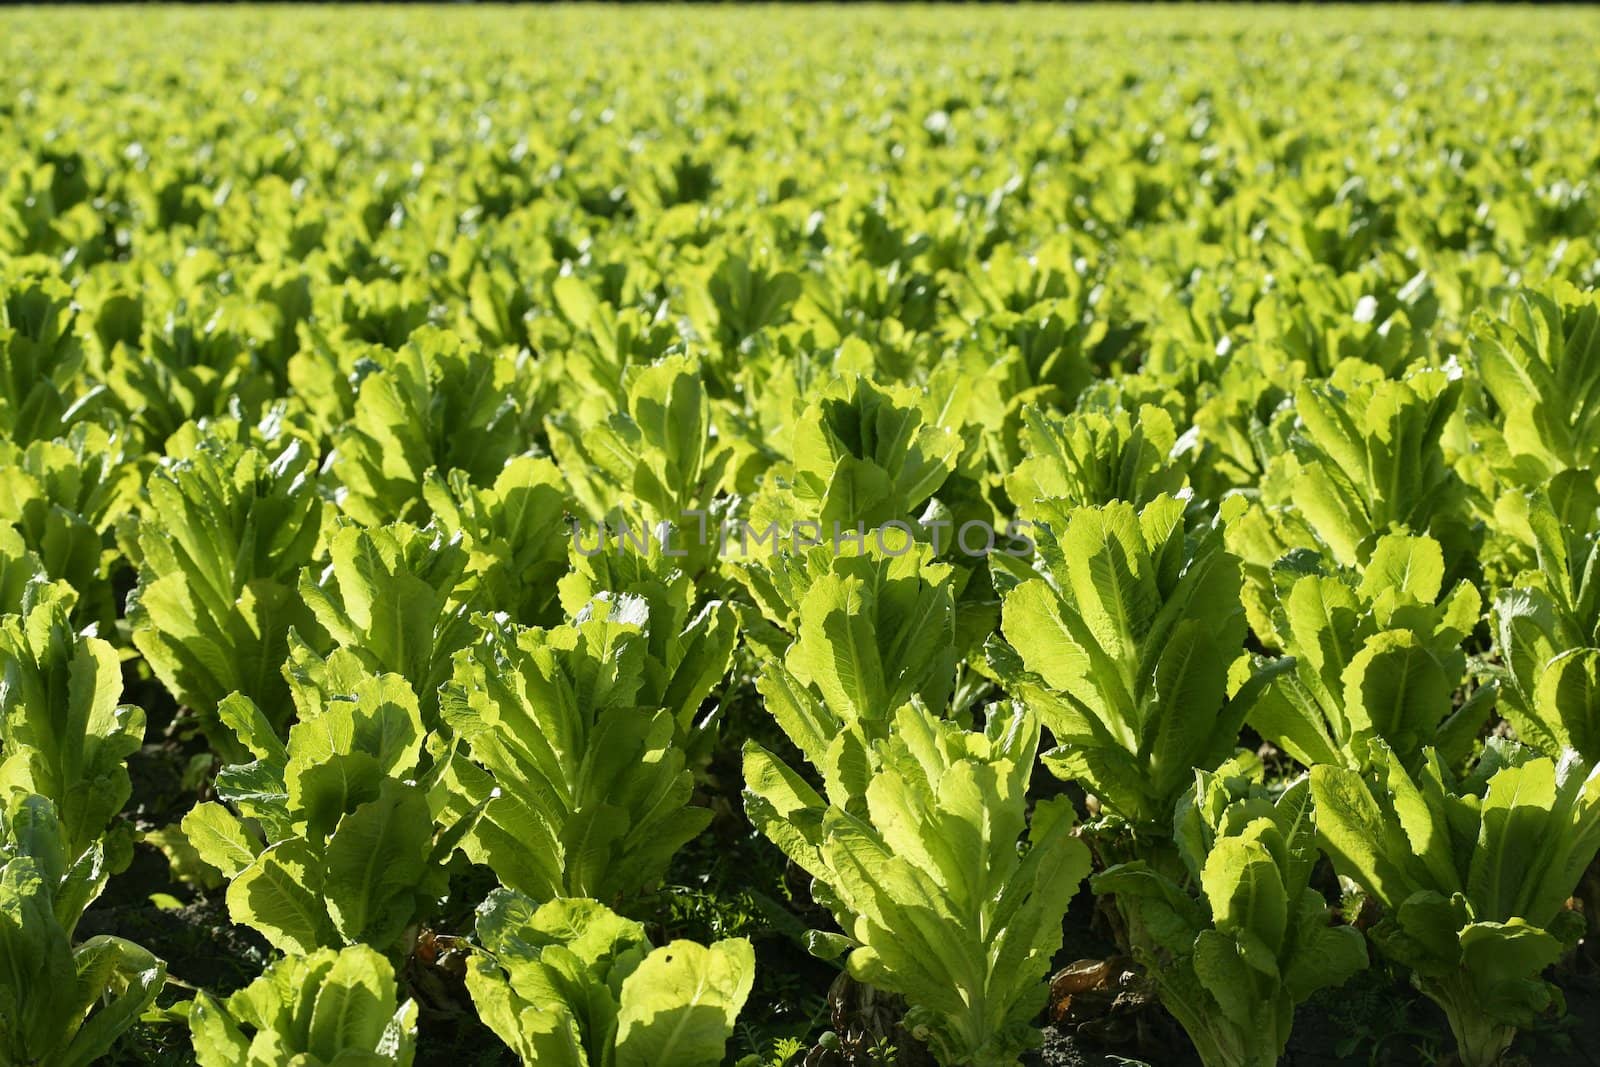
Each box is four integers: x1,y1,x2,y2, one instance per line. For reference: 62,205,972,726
6,5,1600,1066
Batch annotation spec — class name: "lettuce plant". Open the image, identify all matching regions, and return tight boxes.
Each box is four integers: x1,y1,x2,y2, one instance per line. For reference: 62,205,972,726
558,539,739,744
942,238,1084,325
423,455,575,628
465,890,754,1067
0,272,84,446
189,945,418,1066
995,494,1253,836
534,272,683,416
0,152,103,260
329,325,531,528
0,795,166,1067
1493,477,1600,760
744,702,1090,1066
682,252,802,362
766,540,956,729
730,532,953,652
750,373,963,534
1244,532,1486,770
1245,266,1424,381
0,423,139,631
738,540,958,807
1312,742,1600,1067
298,520,475,722
184,655,457,955
547,353,731,573
283,324,377,444
0,527,42,616
1004,402,1187,515
461,253,541,352
0,580,144,863
437,611,709,902
311,275,432,353
99,287,279,451
943,275,1097,412
125,433,324,752
1470,284,1600,482
1275,360,1468,569
1094,760,1367,1067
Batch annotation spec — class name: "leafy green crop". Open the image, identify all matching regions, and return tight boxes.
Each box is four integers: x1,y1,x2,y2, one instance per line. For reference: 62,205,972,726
125,432,324,752
189,945,417,1066
298,521,475,721
330,327,533,529
1259,362,1471,571
0,795,165,1067
1096,759,1367,1067
1491,478,1600,760
1313,743,1600,1067
438,611,709,902
425,456,574,628
0,424,138,631
4,6,1600,1065
995,495,1253,835
745,702,1089,1065
1471,285,1600,482
185,657,458,955
548,354,729,553
465,891,754,1067
1242,533,1487,770
0,272,87,447
1004,403,1187,516
0,582,144,863
558,537,739,745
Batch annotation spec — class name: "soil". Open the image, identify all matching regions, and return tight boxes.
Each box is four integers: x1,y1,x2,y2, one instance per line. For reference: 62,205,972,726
78,842,271,995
